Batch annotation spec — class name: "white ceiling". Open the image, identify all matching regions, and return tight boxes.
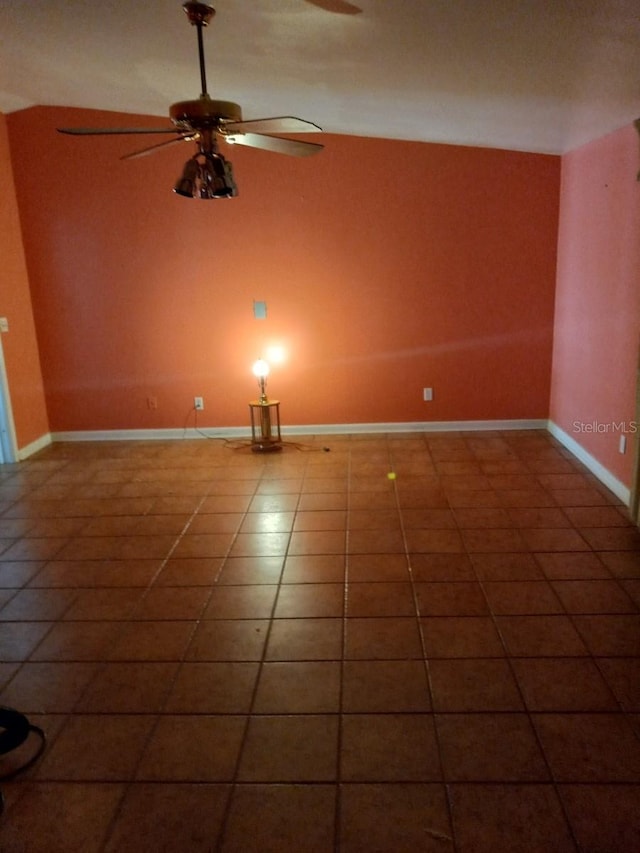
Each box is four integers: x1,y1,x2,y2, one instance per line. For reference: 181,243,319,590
1,0,639,154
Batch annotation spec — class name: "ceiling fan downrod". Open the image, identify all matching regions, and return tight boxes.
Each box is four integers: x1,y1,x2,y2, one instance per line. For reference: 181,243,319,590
182,2,215,98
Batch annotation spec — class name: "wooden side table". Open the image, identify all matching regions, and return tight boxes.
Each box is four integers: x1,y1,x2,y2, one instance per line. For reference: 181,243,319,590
249,399,282,452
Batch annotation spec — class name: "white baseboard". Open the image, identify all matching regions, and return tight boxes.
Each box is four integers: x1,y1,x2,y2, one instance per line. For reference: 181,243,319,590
17,432,52,460
547,420,630,505
51,427,250,443
50,418,548,444
281,419,549,435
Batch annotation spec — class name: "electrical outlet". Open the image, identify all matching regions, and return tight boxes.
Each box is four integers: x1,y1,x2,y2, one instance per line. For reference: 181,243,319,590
194,396,204,411
423,387,433,402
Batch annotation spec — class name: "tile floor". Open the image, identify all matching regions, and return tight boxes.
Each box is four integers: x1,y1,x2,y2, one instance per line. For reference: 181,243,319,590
0,430,639,851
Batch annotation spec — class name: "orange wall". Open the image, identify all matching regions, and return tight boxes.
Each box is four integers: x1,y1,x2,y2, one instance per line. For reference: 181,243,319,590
0,113,49,451
7,106,560,432
550,124,640,487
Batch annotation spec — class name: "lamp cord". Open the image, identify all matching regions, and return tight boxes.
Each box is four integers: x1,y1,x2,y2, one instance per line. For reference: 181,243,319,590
0,722,47,817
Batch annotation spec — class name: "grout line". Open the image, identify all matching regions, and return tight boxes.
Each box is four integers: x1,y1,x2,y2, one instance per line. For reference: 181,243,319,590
333,436,353,852
91,490,215,850
388,434,458,851
214,448,305,853
464,443,583,852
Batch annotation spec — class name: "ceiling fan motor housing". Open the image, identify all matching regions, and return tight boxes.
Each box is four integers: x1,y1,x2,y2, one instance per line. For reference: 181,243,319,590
170,98,243,131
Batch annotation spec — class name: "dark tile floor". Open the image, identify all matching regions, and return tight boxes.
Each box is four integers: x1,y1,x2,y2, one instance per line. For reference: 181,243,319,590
0,430,639,851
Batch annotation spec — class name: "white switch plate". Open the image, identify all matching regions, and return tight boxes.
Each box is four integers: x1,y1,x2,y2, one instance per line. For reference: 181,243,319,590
0,317,8,333
619,434,627,454
423,387,433,402
253,301,267,319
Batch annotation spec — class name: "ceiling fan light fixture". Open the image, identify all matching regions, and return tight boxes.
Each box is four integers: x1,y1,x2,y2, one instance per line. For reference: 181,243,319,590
173,151,237,199
173,157,199,197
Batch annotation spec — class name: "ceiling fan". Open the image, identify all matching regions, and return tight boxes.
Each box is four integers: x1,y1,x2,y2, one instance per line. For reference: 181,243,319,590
57,0,359,198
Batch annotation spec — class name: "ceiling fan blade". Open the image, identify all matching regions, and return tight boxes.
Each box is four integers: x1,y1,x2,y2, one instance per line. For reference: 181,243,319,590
225,116,322,135
57,127,178,136
304,0,362,14
120,134,198,161
225,133,324,157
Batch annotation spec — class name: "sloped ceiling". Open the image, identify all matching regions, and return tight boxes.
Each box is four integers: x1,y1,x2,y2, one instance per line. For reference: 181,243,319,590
1,0,639,154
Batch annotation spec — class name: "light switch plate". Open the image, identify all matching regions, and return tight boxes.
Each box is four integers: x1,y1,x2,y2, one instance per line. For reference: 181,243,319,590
253,301,267,319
